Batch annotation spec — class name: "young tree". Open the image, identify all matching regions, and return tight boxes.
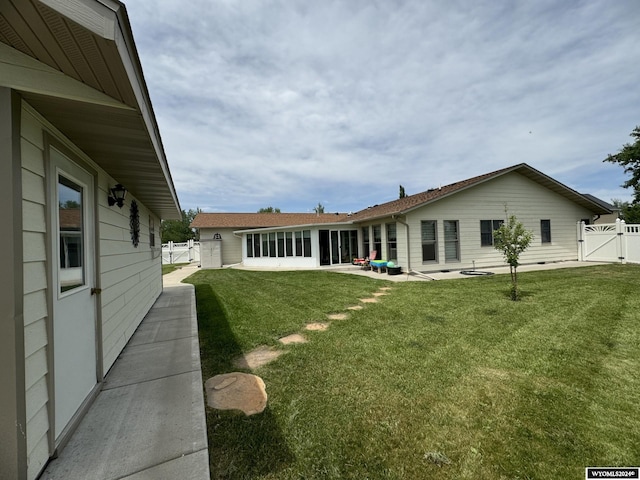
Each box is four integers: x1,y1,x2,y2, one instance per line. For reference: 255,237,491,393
399,185,407,198
493,215,533,301
604,126,640,203
313,203,325,214
258,206,281,213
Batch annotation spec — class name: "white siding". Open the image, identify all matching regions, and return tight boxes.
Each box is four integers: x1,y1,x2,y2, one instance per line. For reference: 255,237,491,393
21,107,51,480
97,170,162,372
20,103,164,478
404,172,593,271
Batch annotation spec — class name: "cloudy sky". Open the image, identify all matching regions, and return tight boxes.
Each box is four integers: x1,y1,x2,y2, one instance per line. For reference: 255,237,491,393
125,0,639,214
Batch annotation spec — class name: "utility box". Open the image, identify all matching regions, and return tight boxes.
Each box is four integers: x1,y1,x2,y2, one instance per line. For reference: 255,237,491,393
200,234,223,269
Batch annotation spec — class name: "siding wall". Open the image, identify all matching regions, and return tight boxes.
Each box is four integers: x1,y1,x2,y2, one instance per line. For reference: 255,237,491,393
20,102,163,479
21,104,50,480
404,172,593,271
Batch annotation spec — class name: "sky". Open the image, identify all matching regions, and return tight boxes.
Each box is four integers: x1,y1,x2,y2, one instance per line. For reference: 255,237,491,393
125,0,640,214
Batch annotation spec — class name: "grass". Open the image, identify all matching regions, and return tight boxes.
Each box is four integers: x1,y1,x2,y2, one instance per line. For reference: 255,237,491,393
162,262,189,275
185,265,640,479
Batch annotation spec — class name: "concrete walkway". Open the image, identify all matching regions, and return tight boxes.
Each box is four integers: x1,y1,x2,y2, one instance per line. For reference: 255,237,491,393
42,264,208,479
336,260,609,282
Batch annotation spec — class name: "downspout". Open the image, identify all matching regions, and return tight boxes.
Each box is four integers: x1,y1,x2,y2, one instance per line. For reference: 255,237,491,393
392,214,437,281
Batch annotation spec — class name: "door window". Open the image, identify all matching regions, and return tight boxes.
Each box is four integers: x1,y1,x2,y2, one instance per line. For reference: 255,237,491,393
58,175,85,293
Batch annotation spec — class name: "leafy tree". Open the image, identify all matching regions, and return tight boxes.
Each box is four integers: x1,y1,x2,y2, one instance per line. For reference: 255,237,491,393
161,208,200,243
612,198,640,224
493,215,533,301
60,200,81,209
258,206,281,213
604,126,640,203
313,203,325,214
399,185,407,198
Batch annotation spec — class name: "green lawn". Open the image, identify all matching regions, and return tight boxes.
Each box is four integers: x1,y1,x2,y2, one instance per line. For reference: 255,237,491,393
186,265,640,480
162,262,189,275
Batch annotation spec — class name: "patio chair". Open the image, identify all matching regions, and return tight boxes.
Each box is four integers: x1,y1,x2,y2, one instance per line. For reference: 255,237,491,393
361,250,377,269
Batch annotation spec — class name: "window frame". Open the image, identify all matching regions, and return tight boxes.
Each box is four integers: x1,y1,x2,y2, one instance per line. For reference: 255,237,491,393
541,219,551,244
480,219,504,247
444,220,460,262
386,223,397,261
421,220,438,263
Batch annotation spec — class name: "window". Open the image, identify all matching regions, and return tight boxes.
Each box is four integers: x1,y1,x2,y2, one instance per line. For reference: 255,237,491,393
541,219,551,243
295,231,302,256
387,223,397,260
269,232,276,257
262,233,269,257
362,227,370,256
373,224,382,255
285,232,293,256
303,230,312,257
480,219,503,246
253,233,261,257
58,175,85,292
149,216,155,247
246,234,253,257
421,220,437,262
277,232,285,257
444,220,460,262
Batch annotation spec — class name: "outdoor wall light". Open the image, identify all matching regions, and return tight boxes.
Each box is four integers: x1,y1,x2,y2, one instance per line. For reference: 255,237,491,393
108,184,127,208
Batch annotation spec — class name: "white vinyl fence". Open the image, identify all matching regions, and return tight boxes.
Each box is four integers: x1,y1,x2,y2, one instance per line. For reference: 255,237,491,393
162,240,200,264
578,219,640,264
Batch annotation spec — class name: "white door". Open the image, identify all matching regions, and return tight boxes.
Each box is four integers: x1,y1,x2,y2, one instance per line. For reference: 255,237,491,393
50,147,97,441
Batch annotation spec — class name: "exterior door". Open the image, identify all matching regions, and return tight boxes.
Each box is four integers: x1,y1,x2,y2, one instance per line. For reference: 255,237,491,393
50,147,97,442
330,230,359,264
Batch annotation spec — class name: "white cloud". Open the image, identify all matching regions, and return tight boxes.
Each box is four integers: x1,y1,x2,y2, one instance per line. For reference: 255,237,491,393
126,0,640,212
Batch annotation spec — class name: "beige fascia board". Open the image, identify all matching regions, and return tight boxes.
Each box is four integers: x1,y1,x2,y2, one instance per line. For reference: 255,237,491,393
233,221,355,235
0,43,133,110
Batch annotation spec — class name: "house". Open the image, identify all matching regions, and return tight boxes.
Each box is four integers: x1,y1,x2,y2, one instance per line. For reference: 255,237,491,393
1,2,181,479
191,164,611,272
191,212,351,267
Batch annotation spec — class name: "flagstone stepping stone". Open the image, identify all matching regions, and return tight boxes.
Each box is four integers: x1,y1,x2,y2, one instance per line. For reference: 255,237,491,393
360,297,379,303
305,322,329,331
347,305,364,311
233,346,284,369
279,333,307,344
205,373,267,415
373,292,389,297
379,287,393,291
327,313,348,320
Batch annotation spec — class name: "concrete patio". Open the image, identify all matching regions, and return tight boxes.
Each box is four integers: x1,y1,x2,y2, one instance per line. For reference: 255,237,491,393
41,264,208,480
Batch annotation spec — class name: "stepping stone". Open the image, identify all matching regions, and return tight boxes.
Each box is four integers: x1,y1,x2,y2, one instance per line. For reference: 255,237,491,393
347,305,364,311
279,333,307,344
373,292,389,297
233,346,284,369
379,287,392,291
205,373,267,415
327,313,348,320
305,322,329,331
360,297,379,303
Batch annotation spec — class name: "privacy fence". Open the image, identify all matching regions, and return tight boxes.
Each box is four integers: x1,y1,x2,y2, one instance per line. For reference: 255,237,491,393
578,219,640,264
161,240,200,264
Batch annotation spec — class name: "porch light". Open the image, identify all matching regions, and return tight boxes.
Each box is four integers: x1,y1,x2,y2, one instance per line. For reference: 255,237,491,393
108,184,127,208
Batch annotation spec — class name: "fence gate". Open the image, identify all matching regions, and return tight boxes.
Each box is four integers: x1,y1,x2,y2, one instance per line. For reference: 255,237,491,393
161,240,200,264
578,219,640,264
